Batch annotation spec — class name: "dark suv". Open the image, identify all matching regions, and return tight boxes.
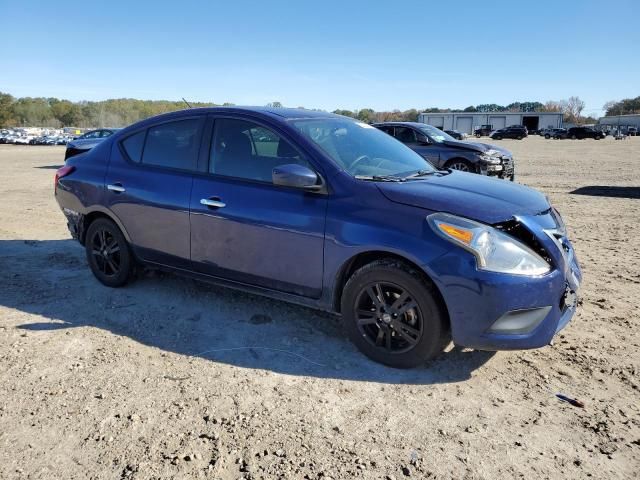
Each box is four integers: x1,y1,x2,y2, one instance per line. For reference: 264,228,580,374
373,122,514,180
473,124,493,137
489,126,528,140
54,107,581,368
566,127,604,140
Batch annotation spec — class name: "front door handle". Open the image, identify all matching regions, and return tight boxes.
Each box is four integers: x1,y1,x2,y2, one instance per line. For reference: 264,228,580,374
200,198,226,208
107,183,125,193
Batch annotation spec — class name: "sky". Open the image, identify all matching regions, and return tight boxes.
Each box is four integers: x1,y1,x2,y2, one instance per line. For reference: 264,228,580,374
2,0,638,116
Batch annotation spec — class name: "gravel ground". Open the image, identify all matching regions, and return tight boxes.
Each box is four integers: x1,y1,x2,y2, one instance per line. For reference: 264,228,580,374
0,136,638,479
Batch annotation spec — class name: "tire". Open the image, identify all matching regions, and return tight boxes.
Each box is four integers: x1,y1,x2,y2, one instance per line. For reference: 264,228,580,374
85,218,135,287
545,134,550,139
494,135,502,140
571,135,577,140
341,259,448,368
445,158,474,173
516,135,523,140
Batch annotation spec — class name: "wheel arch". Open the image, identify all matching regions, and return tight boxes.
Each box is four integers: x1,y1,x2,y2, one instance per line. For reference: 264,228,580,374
80,208,132,245
332,250,450,330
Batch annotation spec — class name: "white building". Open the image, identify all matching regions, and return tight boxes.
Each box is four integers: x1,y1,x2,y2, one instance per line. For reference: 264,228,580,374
597,114,640,133
417,112,564,134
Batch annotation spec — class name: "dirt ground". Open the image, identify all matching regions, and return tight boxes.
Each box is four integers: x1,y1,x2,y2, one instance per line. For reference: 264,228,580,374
0,136,638,480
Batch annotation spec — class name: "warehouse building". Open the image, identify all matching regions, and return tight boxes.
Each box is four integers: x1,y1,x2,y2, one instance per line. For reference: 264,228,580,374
417,112,564,134
597,114,640,133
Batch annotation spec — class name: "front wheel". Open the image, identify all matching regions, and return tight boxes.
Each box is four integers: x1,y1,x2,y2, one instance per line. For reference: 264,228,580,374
341,260,448,368
446,159,474,173
85,218,135,287
545,134,551,139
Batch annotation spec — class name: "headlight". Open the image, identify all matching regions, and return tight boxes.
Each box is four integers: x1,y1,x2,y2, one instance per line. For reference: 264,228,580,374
428,213,551,276
479,153,501,164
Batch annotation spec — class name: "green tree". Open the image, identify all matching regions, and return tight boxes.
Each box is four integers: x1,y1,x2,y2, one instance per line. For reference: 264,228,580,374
0,92,16,127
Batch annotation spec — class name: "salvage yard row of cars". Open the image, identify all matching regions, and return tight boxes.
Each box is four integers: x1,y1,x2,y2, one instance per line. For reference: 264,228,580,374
54,107,581,368
0,128,120,150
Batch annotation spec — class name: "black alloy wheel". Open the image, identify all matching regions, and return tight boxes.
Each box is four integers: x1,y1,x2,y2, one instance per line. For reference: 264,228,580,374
341,259,448,368
85,218,134,287
355,281,424,354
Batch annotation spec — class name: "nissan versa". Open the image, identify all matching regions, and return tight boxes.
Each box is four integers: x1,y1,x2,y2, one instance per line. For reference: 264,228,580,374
54,107,581,368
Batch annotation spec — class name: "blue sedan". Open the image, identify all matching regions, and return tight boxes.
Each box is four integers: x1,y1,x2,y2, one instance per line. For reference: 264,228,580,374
54,107,581,368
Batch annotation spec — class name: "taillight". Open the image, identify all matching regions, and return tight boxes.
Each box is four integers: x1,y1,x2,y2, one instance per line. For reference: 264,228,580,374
55,165,75,193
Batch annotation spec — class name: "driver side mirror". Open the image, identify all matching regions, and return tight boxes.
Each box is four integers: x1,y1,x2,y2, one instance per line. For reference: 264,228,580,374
272,164,323,191
417,133,430,145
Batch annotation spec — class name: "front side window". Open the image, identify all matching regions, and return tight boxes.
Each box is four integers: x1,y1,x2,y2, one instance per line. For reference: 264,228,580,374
292,118,435,178
141,118,202,170
210,118,311,183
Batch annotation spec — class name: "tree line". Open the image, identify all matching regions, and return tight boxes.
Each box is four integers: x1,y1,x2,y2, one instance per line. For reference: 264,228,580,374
603,96,640,116
0,91,603,128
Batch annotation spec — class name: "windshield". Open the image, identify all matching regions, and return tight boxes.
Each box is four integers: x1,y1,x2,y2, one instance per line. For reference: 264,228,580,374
415,124,456,143
291,118,435,178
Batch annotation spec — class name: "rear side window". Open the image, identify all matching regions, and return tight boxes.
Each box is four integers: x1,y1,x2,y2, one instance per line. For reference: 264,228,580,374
121,131,146,163
394,127,416,143
141,118,202,170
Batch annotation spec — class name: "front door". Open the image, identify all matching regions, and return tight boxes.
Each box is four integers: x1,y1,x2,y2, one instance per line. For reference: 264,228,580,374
190,117,327,298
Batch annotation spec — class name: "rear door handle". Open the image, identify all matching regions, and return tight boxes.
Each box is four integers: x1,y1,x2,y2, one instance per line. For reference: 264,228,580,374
107,183,125,193
200,198,226,208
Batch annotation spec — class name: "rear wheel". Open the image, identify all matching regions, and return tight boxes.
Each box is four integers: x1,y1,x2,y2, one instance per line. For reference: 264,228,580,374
85,218,134,287
571,134,577,139
544,134,551,139
516,135,523,140
341,260,448,368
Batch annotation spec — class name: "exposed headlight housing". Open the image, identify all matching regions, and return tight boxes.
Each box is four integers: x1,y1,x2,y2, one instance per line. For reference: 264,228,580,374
428,213,551,276
479,152,502,164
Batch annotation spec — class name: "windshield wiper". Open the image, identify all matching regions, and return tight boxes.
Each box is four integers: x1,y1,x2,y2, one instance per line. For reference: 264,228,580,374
403,169,437,179
354,174,406,182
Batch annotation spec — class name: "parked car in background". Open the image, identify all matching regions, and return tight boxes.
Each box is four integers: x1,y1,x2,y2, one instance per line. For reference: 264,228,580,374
474,124,493,137
627,127,637,136
489,125,528,140
65,128,120,160
444,129,466,140
543,128,567,139
374,122,515,180
55,107,580,368
566,127,604,140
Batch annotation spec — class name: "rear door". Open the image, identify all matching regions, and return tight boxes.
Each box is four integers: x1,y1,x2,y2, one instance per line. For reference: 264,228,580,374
105,116,205,269
189,116,327,298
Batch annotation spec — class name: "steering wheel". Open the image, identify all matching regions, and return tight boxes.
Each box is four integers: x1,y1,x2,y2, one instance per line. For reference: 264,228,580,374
350,155,372,171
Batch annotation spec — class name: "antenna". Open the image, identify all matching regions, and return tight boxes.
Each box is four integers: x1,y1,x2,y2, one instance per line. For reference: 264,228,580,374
182,97,193,108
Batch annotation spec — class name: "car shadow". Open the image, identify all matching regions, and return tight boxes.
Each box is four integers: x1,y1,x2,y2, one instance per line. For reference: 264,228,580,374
1,239,495,385
570,186,640,199
34,165,64,170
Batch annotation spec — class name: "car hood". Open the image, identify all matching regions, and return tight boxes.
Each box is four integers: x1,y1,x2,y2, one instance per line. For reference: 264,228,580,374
440,139,511,157
376,171,549,224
